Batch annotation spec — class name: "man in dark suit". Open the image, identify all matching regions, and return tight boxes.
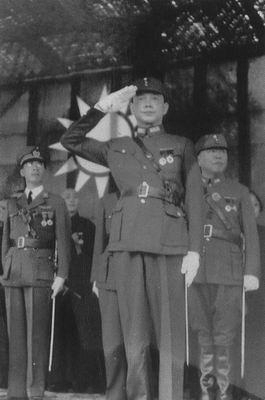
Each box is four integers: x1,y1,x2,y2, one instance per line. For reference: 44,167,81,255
49,188,105,393
188,134,260,400
61,77,203,400
1,146,71,400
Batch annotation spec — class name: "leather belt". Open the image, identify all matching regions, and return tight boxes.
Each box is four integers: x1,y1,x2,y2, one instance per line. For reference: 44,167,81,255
10,237,53,249
204,224,242,247
123,182,175,203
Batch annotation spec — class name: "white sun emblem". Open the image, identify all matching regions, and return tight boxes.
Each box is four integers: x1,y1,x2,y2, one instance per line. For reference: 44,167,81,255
50,85,136,198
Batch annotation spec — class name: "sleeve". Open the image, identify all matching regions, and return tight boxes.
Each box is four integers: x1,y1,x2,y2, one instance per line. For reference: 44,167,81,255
90,198,107,283
241,186,260,278
183,139,204,253
1,201,10,267
55,197,71,280
60,108,111,167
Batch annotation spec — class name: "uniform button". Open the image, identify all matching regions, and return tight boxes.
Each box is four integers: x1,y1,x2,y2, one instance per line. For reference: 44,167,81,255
122,149,126,153
143,165,147,169
140,199,146,204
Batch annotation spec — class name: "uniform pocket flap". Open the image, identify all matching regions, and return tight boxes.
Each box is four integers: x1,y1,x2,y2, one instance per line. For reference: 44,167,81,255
164,203,184,218
113,200,124,213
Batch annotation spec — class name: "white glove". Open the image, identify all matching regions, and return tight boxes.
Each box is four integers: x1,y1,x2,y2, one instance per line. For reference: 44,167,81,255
95,85,137,113
181,251,200,287
51,276,65,298
92,281,99,298
244,274,259,291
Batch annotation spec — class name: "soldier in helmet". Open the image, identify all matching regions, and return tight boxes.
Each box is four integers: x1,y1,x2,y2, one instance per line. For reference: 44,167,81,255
1,146,71,400
60,77,204,400
189,134,260,400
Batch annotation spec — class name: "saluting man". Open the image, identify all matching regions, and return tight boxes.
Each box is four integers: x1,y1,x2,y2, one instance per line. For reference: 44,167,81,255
1,147,71,400
61,77,203,400
188,134,260,400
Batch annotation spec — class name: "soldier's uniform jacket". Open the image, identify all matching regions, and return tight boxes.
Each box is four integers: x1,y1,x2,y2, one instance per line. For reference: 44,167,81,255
1,190,70,287
61,108,203,255
194,175,260,285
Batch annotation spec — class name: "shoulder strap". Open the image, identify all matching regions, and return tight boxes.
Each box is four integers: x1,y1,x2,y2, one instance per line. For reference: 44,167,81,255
205,193,233,230
134,136,162,173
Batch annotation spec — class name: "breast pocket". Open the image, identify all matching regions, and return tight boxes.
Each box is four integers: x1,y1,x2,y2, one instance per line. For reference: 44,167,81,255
36,250,54,281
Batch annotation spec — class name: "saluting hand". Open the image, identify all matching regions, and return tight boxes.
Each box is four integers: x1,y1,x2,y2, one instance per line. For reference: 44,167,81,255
95,85,137,113
51,276,65,298
181,251,200,287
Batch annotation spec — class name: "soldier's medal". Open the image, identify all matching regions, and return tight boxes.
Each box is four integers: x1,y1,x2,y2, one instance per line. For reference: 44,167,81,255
78,232,84,245
41,211,47,227
212,192,221,202
166,155,174,164
160,148,174,166
225,196,237,212
47,210,54,226
159,157,167,166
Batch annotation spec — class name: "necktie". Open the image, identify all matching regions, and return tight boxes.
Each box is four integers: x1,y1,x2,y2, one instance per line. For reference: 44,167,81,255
27,190,33,205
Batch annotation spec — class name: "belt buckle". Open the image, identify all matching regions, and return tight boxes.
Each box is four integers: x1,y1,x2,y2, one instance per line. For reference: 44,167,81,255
204,224,213,239
17,236,25,249
137,181,149,198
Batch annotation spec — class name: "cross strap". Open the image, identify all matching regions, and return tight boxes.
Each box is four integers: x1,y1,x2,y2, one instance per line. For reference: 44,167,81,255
205,192,233,230
134,136,162,173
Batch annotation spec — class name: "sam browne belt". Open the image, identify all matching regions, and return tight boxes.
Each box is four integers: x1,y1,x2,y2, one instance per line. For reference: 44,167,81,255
123,182,180,205
10,237,54,249
204,224,242,247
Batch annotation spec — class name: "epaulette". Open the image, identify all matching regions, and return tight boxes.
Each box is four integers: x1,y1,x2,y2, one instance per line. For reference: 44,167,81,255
11,190,24,200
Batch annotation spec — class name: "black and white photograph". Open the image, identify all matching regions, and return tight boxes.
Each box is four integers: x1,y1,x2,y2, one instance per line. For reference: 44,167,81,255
0,1,265,400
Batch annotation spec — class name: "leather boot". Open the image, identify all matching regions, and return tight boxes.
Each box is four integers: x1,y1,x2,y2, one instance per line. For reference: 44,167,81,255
199,346,215,400
215,346,232,400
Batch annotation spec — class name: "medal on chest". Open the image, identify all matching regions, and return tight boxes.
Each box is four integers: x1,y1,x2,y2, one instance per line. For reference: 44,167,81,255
224,197,237,212
39,205,54,227
159,148,174,166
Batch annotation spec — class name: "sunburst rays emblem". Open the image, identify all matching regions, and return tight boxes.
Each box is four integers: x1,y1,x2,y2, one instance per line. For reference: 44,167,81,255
50,85,136,198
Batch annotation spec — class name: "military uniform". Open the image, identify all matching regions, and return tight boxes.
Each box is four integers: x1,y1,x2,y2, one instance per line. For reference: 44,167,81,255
1,148,70,400
61,84,203,400
188,135,260,400
91,189,128,399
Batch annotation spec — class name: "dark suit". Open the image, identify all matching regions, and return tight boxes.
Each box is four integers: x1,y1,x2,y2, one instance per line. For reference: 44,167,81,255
49,213,105,392
1,190,70,399
61,108,203,400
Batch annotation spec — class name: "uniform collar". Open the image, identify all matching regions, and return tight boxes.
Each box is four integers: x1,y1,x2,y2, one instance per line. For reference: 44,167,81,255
25,185,44,200
201,174,224,187
136,125,164,138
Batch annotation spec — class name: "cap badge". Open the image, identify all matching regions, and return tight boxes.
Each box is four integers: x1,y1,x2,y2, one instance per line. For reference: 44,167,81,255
213,134,220,144
32,149,40,157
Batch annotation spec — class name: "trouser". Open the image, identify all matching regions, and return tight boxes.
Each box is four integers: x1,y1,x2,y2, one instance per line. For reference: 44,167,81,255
5,286,51,399
99,251,185,400
49,292,106,392
188,284,242,399
0,287,8,388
